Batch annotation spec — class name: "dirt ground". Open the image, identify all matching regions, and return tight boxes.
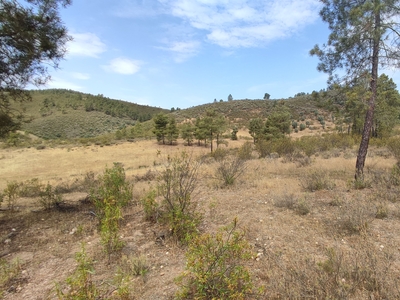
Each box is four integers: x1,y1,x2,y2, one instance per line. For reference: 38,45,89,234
1,138,400,299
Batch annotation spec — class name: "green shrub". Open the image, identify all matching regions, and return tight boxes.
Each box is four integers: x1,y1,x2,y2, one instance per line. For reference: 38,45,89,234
90,163,132,255
39,183,63,210
211,147,229,162
2,181,20,211
90,163,132,213
56,244,99,300
255,140,273,158
299,123,306,131
237,141,253,160
387,137,400,164
175,219,257,300
141,189,159,222
156,152,202,244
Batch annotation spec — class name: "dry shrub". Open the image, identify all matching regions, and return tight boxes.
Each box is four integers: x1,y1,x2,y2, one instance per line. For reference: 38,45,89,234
134,169,156,182
273,194,311,215
335,197,375,235
237,141,253,160
300,169,335,192
261,241,399,299
273,193,297,210
216,156,247,186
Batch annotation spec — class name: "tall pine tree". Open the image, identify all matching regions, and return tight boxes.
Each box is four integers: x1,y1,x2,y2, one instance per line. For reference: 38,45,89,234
310,0,400,180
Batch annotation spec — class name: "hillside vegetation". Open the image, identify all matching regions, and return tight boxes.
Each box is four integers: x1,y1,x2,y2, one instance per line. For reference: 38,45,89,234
16,89,168,139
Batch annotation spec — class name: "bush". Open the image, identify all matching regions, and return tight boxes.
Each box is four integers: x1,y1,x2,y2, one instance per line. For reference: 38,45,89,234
336,198,375,235
90,163,132,216
175,219,257,299
237,141,253,160
56,244,99,300
38,184,63,210
255,140,273,158
156,152,202,244
2,181,20,211
387,137,400,164
90,163,132,255
216,156,247,186
300,169,335,192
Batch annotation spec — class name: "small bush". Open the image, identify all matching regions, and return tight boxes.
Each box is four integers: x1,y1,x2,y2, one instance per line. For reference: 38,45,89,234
175,219,257,300
19,178,43,197
56,244,99,300
237,141,253,160
273,194,297,209
0,258,22,296
255,140,273,158
39,184,63,210
120,254,149,278
300,170,335,192
211,147,229,162
141,189,159,222
90,164,132,255
336,198,375,235
156,152,202,244
2,181,20,211
387,137,400,164
216,156,247,186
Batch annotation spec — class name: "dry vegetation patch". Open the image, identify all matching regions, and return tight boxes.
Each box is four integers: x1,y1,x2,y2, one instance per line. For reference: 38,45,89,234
1,139,400,299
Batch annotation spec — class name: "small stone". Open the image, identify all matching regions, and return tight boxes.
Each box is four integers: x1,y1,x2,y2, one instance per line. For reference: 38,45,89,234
4,239,11,244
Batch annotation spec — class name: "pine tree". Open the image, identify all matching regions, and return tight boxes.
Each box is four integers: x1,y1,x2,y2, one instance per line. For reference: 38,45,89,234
0,0,71,136
310,0,400,180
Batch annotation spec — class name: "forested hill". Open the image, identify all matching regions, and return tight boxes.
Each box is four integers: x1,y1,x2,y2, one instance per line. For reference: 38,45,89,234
173,93,340,128
28,89,167,121
18,89,168,139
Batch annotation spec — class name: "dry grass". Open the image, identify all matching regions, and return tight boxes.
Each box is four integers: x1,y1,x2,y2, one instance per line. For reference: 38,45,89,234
1,139,400,299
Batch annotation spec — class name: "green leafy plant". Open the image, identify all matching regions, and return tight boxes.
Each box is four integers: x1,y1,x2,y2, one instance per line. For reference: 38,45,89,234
90,163,132,256
99,197,125,256
2,181,20,211
56,244,99,300
156,152,202,244
39,183,63,210
175,218,257,300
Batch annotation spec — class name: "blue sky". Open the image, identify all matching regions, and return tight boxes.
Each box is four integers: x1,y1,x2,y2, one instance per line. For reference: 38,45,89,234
43,0,337,109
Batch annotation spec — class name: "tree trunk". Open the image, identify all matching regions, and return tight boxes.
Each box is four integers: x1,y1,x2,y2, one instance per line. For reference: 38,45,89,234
355,5,380,180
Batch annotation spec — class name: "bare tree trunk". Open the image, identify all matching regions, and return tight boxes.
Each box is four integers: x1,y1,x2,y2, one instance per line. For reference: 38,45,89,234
355,5,380,180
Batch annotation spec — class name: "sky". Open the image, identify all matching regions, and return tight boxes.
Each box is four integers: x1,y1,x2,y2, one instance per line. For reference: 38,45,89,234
40,0,348,109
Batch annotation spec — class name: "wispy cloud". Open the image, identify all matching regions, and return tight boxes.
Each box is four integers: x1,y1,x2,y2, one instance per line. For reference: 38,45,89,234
46,77,84,91
102,57,142,75
159,0,321,47
67,33,107,57
71,72,90,80
159,40,200,63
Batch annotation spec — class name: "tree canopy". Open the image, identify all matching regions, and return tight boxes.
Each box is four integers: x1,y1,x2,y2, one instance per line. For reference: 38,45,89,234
0,0,71,136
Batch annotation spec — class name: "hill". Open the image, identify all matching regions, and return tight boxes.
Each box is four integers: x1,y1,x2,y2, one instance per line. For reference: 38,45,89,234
174,93,337,128
16,89,168,139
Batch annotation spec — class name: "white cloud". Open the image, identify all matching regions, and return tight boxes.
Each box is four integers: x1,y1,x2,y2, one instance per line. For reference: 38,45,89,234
158,40,200,62
159,0,321,47
46,77,84,91
67,33,107,57
103,58,142,75
71,72,90,80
